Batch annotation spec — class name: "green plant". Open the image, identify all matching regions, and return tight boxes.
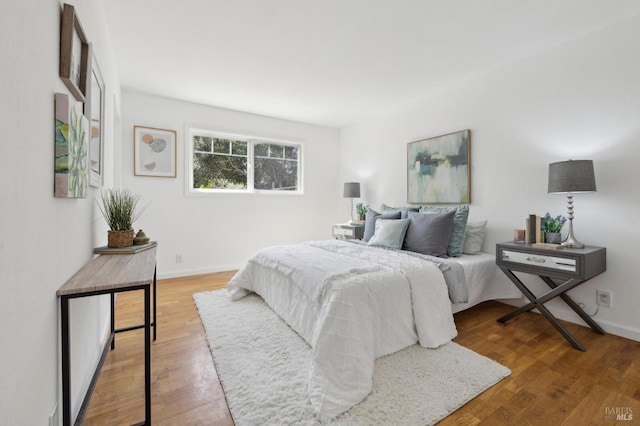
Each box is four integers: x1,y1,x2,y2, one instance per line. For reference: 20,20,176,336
356,203,367,215
543,212,566,233
97,189,145,231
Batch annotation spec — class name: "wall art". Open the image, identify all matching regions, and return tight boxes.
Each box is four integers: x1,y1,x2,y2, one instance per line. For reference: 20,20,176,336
59,3,89,102
134,126,177,177
55,93,89,198
86,52,105,187
407,129,470,204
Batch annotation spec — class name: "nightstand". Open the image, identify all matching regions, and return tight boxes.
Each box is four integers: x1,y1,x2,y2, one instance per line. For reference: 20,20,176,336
496,241,606,351
332,223,364,240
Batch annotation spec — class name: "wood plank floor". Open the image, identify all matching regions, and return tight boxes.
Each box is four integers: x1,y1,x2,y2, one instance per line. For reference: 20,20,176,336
84,272,640,425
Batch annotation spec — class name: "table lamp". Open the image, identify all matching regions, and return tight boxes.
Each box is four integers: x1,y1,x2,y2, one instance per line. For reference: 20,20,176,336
547,160,596,248
343,182,360,223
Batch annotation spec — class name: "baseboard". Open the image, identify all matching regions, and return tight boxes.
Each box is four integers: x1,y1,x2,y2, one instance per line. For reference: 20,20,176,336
500,299,640,343
157,264,242,280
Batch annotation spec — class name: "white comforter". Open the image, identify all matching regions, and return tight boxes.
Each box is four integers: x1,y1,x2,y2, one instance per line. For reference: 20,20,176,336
228,240,457,418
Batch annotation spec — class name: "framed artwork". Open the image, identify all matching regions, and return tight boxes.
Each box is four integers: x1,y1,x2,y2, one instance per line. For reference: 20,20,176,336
407,129,470,204
86,51,105,187
59,3,89,102
134,126,177,177
55,93,89,198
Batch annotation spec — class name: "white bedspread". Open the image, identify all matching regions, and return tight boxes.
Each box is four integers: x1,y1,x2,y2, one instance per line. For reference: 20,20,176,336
228,240,457,418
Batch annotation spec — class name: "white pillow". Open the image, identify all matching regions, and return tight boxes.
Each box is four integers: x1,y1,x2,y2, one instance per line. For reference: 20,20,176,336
367,218,410,249
463,221,487,254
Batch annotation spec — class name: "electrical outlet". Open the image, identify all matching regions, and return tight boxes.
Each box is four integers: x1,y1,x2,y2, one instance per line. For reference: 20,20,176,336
597,289,612,308
176,254,183,263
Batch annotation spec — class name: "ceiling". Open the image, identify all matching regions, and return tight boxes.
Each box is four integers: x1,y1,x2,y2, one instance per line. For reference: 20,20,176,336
103,0,640,128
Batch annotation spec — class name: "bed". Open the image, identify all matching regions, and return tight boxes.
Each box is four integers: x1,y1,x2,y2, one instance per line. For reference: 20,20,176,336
228,205,521,417
228,237,521,418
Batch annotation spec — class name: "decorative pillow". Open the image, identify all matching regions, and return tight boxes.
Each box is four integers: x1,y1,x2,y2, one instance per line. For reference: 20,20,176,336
380,204,420,219
463,221,487,254
367,218,410,249
363,208,401,242
402,211,455,257
419,205,469,257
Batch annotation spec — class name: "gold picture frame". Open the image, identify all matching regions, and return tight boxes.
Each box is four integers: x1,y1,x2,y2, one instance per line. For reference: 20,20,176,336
59,3,89,102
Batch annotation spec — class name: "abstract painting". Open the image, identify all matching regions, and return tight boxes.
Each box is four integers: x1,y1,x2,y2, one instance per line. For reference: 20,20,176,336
134,126,177,177
407,130,470,204
59,3,89,102
55,93,88,198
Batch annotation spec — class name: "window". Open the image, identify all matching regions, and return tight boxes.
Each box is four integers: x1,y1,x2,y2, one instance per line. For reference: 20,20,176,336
188,128,302,194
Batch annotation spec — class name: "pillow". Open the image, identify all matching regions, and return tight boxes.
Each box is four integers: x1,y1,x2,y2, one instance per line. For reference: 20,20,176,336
463,221,487,254
402,211,455,257
380,203,420,219
419,205,469,257
367,218,410,249
363,208,401,242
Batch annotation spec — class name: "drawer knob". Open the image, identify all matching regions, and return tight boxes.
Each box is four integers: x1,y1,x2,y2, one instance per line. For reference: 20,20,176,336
526,256,546,263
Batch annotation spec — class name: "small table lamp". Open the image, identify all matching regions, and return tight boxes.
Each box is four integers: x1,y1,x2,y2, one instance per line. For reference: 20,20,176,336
548,160,596,248
343,182,360,223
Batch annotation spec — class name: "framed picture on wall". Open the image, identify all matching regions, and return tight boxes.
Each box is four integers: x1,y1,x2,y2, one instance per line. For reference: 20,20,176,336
86,50,105,187
407,129,471,204
134,126,177,177
59,3,89,102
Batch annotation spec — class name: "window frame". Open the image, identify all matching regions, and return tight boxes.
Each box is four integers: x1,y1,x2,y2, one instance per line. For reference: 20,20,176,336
186,127,303,195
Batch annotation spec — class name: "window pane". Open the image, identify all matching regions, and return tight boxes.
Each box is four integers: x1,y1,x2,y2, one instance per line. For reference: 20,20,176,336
232,141,247,155
213,138,231,154
254,157,298,191
269,144,283,158
193,136,211,152
193,152,247,190
254,143,268,157
285,146,298,160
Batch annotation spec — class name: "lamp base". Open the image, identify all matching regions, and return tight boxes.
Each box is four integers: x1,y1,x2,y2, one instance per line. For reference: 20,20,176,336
561,218,585,249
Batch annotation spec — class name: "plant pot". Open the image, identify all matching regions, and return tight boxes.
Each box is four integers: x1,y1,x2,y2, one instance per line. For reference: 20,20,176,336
545,232,561,244
107,229,134,248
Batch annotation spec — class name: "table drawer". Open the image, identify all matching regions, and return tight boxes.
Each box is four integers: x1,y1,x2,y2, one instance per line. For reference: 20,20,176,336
501,250,577,273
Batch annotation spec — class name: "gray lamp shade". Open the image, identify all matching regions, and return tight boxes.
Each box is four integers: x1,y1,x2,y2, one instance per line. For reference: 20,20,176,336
548,160,596,194
343,182,360,198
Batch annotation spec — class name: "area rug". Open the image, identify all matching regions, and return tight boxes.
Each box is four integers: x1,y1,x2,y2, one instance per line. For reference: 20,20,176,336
194,289,510,425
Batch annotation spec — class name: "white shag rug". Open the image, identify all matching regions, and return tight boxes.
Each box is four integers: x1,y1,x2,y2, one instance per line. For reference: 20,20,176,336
194,290,510,425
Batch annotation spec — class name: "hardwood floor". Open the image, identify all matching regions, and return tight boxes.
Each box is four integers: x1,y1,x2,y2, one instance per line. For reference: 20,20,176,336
85,272,640,425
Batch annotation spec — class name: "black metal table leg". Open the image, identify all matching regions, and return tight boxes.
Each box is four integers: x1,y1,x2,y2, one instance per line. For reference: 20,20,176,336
145,284,152,424
61,296,71,426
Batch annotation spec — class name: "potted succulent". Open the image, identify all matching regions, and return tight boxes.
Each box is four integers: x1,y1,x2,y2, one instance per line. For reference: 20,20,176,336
542,212,566,244
356,203,367,221
97,188,145,247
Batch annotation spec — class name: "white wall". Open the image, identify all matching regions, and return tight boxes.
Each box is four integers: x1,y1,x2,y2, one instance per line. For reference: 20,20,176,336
0,1,121,424
120,91,341,278
340,15,640,341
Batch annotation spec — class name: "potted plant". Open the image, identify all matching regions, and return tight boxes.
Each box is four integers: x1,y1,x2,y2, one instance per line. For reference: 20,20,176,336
542,212,566,244
97,188,145,247
356,203,367,221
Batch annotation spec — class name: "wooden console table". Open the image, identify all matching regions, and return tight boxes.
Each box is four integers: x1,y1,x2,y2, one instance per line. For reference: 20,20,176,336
57,244,157,426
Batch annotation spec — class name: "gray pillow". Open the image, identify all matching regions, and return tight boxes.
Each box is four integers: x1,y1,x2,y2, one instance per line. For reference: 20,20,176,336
380,204,420,219
364,208,401,241
419,205,469,257
403,211,456,257
367,218,411,249
463,221,487,254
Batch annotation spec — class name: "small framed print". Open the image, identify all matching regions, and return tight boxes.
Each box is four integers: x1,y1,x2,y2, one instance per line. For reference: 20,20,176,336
59,3,89,102
134,126,177,177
